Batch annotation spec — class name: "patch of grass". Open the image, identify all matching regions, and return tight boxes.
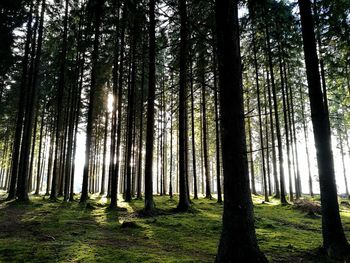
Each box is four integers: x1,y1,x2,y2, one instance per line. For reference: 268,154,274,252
1,191,350,262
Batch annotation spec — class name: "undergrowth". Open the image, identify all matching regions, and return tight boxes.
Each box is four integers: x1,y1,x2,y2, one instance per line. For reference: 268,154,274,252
0,191,350,262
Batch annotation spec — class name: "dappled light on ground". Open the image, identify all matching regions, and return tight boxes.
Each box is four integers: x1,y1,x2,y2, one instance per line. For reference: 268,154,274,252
1,191,350,262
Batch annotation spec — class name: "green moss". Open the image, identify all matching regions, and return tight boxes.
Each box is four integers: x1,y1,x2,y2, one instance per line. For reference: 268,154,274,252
1,191,349,262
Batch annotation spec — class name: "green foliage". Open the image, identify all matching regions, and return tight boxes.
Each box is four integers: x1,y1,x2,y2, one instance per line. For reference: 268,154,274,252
1,192,350,262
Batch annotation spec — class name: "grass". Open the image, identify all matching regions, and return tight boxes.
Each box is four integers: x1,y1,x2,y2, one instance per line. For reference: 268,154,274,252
0,191,350,262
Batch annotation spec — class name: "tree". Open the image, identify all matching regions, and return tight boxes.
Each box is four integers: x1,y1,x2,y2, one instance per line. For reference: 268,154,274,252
80,0,105,203
144,0,156,212
298,0,350,258
177,0,191,211
214,0,267,261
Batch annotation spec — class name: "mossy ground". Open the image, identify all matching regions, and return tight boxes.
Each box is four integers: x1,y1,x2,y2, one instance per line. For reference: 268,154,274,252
0,191,350,262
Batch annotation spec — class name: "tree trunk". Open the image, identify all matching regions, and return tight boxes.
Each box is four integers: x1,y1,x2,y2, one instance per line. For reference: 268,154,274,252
214,0,267,261
7,2,34,201
265,66,280,198
278,51,293,202
125,8,138,202
100,111,108,195
189,59,198,199
136,47,146,200
338,131,349,198
177,0,190,211
108,0,121,206
80,0,104,203
298,0,350,258
212,52,222,202
299,81,313,197
144,0,156,212
35,106,45,195
50,0,68,200
17,0,45,201
253,30,268,202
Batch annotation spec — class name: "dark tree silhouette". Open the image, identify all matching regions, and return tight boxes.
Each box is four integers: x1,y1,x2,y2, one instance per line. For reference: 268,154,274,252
214,0,267,261
298,0,350,259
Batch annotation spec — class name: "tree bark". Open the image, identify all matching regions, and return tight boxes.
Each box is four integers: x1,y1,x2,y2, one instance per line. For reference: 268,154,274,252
215,0,267,261
144,0,156,212
298,0,350,258
80,0,104,203
177,0,190,211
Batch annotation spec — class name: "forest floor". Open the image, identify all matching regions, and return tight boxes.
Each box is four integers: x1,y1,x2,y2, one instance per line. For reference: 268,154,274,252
0,191,350,262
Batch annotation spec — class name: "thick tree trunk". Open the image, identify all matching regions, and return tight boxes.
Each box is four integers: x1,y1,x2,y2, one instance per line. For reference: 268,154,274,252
298,0,350,258
215,0,267,261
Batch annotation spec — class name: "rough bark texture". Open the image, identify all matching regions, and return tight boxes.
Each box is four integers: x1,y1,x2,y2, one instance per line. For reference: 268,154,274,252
215,0,267,262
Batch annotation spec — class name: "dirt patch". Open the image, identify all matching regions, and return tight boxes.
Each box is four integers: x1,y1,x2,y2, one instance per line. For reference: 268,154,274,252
293,199,321,215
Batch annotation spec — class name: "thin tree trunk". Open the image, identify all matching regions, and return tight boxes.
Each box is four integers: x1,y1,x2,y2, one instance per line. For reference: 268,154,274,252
125,9,138,202
253,31,268,202
7,2,34,201
213,63,222,202
278,52,293,202
35,107,45,195
108,0,121,206
144,0,156,212
189,60,198,199
177,0,190,211
80,0,104,203
50,0,68,200
265,13,287,204
338,131,349,198
136,48,145,200
265,65,280,198
100,111,108,195
299,81,313,197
